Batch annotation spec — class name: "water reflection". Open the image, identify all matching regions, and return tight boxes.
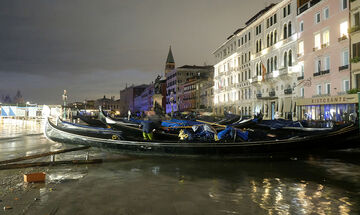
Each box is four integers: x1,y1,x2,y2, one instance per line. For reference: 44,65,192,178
0,119,359,214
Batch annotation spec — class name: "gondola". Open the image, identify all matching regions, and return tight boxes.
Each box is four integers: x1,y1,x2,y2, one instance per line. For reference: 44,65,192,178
77,112,106,128
57,117,122,135
44,117,360,157
98,108,179,141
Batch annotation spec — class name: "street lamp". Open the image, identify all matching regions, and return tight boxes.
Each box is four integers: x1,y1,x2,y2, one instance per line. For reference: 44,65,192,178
62,90,68,119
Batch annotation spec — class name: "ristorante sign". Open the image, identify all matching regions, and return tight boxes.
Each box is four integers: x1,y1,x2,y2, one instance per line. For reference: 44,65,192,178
296,94,358,106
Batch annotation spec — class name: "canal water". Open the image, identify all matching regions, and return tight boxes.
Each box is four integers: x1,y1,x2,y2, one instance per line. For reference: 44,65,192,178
0,118,359,215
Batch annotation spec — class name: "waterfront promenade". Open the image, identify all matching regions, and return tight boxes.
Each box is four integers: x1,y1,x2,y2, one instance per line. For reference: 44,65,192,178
0,119,360,214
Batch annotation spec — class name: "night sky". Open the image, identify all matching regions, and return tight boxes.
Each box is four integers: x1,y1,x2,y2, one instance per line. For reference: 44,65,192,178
0,0,278,104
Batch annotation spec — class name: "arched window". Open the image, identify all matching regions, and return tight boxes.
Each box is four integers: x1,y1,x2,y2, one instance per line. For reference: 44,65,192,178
256,63,259,76
267,34,270,47
284,51,288,68
271,57,274,72
288,50,292,66
288,21,292,37
274,56,278,70
274,30,277,43
267,59,270,73
283,24,288,39
270,32,274,46
256,41,259,52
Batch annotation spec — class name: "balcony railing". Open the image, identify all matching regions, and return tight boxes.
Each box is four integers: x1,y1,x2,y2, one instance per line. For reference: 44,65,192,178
313,47,320,52
321,69,330,75
350,25,360,34
256,93,262,99
269,91,275,97
313,70,330,77
338,35,348,42
284,88,293,95
297,76,304,80
339,65,349,71
298,0,321,15
321,43,329,49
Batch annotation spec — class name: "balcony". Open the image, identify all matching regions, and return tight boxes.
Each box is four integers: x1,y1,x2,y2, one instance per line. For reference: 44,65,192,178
284,88,293,95
298,0,321,15
313,70,330,77
251,76,262,84
297,76,304,80
321,43,329,49
269,91,275,97
349,25,360,34
313,47,320,52
338,35,348,42
256,93,262,99
339,65,349,71
321,69,330,75
265,73,273,80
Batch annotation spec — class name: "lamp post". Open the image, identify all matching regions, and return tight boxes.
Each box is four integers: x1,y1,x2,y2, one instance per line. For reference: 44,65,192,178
62,90,67,119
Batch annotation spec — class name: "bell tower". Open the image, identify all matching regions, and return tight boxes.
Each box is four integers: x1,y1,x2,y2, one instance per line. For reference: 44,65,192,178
165,46,175,75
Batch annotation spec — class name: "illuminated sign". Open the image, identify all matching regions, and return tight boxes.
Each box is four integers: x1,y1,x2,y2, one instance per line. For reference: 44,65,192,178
296,94,358,106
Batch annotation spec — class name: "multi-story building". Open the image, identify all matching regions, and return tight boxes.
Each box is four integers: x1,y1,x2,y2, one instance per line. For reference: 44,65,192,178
213,0,299,119
166,64,213,114
133,79,167,114
119,84,148,115
95,96,121,112
350,0,360,89
295,0,358,121
178,71,214,112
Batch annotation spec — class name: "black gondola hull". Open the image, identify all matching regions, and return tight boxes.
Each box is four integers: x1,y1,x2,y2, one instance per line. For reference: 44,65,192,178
44,118,360,157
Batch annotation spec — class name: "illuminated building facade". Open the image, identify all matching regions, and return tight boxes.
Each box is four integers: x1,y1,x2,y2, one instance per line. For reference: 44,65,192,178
166,65,213,114
295,0,355,121
213,0,299,119
350,0,360,89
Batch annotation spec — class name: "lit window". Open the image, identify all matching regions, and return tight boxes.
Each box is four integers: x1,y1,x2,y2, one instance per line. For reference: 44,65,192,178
322,30,330,46
340,21,348,37
314,33,321,50
298,41,304,56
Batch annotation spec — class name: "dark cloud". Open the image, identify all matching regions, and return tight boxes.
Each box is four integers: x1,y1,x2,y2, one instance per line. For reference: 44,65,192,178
0,0,279,104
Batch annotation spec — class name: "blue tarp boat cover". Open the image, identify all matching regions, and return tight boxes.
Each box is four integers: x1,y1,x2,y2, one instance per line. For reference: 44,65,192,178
161,119,202,128
259,119,302,129
217,126,249,141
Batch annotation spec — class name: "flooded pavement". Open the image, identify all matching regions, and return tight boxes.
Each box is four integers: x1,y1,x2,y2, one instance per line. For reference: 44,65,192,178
0,119,360,214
